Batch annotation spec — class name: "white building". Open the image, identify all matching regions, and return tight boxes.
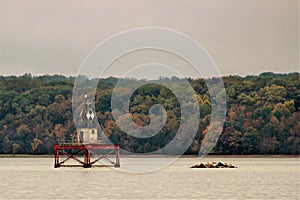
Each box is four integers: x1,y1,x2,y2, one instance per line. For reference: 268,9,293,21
77,128,98,144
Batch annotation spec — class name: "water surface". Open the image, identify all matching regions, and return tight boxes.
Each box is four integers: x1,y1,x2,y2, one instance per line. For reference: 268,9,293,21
0,157,299,199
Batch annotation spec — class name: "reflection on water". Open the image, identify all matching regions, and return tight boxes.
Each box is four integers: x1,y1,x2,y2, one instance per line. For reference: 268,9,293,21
0,157,299,199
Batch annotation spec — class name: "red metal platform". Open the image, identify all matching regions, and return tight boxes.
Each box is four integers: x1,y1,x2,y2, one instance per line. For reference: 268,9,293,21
54,143,120,168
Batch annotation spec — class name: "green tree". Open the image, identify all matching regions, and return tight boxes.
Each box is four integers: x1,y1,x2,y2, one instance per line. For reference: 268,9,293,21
241,127,260,154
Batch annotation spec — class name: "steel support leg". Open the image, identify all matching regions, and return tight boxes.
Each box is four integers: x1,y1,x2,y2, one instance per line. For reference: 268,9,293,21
115,144,120,168
54,148,60,168
83,149,91,168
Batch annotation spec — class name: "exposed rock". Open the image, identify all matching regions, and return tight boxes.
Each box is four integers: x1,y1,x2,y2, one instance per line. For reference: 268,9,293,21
191,161,237,168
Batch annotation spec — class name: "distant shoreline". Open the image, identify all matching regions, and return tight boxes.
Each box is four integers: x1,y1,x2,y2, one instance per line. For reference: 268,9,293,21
0,154,298,158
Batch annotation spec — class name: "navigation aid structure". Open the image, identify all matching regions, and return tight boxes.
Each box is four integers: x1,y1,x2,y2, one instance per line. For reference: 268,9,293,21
77,95,98,144
54,95,120,168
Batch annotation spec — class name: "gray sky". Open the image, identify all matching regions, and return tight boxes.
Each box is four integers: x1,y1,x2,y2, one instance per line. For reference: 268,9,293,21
0,0,299,78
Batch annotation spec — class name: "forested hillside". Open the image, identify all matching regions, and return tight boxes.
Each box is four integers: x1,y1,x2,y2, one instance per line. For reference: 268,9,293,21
0,72,299,155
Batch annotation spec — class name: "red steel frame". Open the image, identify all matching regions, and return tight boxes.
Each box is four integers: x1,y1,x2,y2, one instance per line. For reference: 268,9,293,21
54,144,120,168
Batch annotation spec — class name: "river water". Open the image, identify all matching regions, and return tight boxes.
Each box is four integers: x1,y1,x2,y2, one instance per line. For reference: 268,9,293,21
0,156,299,199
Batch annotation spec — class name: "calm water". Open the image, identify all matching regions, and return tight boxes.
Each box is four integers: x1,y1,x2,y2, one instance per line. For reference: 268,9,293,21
0,156,299,199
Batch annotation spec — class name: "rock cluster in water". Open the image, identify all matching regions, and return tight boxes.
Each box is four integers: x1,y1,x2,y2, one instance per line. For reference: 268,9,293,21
191,161,237,168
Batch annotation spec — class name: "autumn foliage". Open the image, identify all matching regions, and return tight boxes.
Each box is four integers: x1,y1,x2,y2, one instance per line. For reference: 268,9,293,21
0,72,299,154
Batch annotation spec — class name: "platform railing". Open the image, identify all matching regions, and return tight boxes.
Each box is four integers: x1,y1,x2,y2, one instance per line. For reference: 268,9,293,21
58,139,81,146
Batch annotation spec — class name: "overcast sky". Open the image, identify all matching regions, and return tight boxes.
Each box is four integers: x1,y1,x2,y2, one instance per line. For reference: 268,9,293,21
0,0,299,78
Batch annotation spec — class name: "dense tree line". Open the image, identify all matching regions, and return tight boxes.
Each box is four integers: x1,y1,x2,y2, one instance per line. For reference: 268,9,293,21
0,72,299,155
